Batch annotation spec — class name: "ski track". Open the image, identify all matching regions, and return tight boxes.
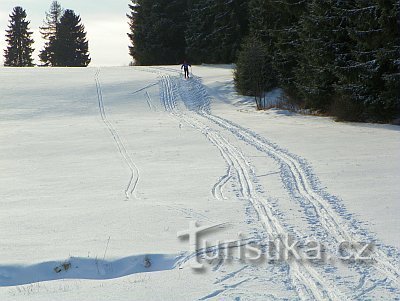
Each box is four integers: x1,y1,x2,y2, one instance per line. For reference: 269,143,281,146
211,166,232,201
145,91,158,112
132,82,159,95
152,64,400,299
136,66,399,299
196,94,400,288
158,74,344,301
200,112,400,285
198,278,252,301
94,68,140,200
176,71,400,288
213,266,248,285
2,67,395,298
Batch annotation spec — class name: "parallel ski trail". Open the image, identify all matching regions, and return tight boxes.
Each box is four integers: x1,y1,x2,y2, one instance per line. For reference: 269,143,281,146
182,74,400,289
201,108,400,286
211,165,232,201
159,74,343,301
145,91,158,112
94,69,140,200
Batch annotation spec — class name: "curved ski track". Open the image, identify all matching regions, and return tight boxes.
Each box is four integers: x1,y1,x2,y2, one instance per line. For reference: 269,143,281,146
159,74,344,301
94,69,140,200
195,93,399,288
150,64,400,299
175,72,400,290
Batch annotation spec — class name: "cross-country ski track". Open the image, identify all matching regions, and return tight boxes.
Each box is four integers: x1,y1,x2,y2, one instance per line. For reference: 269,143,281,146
94,68,140,200
155,68,399,300
0,66,398,300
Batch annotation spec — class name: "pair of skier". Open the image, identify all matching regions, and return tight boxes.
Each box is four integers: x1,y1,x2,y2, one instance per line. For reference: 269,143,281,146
181,61,191,79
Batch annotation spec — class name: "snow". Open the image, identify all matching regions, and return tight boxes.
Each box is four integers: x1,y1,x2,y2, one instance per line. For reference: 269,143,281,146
0,65,399,300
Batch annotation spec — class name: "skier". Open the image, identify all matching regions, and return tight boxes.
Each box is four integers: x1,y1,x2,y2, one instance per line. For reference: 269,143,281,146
181,61,191,79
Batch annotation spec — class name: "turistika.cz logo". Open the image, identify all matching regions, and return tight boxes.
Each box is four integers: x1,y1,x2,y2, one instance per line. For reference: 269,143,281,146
177,221,374,270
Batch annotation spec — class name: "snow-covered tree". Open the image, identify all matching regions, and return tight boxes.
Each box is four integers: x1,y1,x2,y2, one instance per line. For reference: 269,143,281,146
238,0,398,121
4,7,35,67
335,0,399,121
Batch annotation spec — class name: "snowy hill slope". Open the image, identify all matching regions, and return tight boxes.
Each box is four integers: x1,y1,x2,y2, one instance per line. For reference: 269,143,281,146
0,66,399,300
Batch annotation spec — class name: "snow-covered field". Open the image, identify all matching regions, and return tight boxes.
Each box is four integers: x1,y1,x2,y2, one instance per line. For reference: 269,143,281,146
0,65,399,300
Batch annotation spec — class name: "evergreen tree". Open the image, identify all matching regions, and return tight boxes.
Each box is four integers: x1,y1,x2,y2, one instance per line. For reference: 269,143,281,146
245,0,280,87
237,0,398,122
294,0,351,112
55,9,91,67
234,37,275,108
379,1,400,120
247,0,279,52
270,0,306,96
3,6,35,67
127,0,140,63
335,0,399,121
185,0,248,64
128,0,187,65
39,1,64,66
184,0,214,63
246,0,305,96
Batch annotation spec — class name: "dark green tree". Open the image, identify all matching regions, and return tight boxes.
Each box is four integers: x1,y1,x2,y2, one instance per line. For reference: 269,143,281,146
246,0,305,96
185,0,216,63
294,0,351,112
270,0,306,96
39,1,64,66
245,0,280,88
237,0,399,122
185,0,248,64
335,0,399,121
127,0,147,64
379,1,400,120
234,37,275,109
55,9,91,67
128,0,187,65
4,6,35,67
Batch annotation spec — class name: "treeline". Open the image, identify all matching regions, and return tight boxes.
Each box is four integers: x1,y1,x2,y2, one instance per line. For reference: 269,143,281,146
3,1,90,67
127,0,248,65
128,0,399,122
236,0,400,122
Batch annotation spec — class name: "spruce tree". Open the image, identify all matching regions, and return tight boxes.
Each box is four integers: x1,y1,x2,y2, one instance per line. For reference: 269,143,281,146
247,0,279,51
271,0,306,96
56,9,91,67
3,7,35,67
237,0,398,122
127,0,141,63
128,0,187,65
246,0,305,96
295,0,350,112
379,0,400,120
39,1,64,66
335,0,399,121
234,37,275,104
185,0,215,63
246,0,280,85
185,0,248,64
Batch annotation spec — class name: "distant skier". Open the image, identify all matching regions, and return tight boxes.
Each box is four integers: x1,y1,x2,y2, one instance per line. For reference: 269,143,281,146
181,61,191,79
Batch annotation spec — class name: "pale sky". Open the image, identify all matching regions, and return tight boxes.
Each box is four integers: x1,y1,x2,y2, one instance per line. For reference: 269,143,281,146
0,0,132,66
